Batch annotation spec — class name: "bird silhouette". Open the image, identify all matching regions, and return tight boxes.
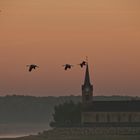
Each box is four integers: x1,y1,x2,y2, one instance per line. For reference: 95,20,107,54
26,64,39,72
78,61,87,68
62,64,73,70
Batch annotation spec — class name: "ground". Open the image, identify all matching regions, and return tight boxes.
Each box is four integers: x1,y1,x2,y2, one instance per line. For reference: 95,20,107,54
1,135,140,140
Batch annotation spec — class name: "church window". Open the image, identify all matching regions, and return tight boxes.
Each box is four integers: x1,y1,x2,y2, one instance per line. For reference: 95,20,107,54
118,114,121,122
107,114,110,122
96,114,99,122
128,114,132,122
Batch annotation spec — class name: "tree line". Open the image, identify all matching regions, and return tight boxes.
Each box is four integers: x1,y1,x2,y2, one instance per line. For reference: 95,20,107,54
0,95,137,123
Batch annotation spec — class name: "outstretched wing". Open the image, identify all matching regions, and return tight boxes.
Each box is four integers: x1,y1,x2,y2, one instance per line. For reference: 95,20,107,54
80,64,84,68
65,66,68,70
29,66,33,72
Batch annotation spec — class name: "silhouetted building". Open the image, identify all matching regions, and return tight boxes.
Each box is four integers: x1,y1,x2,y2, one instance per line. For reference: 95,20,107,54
81,64,140,126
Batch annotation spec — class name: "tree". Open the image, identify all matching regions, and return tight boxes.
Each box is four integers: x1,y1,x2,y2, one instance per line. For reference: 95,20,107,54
50,101,82,127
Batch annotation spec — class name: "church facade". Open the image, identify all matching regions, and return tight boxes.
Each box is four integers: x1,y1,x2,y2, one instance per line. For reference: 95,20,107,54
81,64,140,126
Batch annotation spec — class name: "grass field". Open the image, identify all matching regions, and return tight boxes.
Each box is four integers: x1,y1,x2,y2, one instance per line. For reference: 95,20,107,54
18,135,140,140
1,135,140,140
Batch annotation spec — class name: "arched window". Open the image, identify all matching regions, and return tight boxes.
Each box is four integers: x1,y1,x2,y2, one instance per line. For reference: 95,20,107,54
96,114,99,122
107,114,110,122
118,114,121,122
128,114,132,122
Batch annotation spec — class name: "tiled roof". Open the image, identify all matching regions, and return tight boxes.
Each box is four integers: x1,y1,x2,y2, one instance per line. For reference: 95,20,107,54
83,100,140,112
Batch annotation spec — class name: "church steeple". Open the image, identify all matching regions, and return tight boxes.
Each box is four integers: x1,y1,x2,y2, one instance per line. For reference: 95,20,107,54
84,64,91,86
82,63,93,105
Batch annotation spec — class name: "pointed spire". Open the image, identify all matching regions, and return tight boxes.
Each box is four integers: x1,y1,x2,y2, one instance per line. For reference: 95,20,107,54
84,64,91,86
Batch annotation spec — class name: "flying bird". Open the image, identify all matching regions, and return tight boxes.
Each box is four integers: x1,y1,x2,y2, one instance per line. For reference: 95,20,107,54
78,61,87,68
26,64,39,72
62,64,73,70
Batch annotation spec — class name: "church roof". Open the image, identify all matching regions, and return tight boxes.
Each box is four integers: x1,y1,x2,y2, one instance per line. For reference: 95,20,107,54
83,100,140,112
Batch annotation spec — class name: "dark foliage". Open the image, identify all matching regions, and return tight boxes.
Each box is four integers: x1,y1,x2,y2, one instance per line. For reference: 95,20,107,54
50,101,82,127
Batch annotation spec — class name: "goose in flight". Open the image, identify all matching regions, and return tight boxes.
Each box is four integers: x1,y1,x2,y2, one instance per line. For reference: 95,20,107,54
62,64,73,70
27,64,39,72
78,61,87,68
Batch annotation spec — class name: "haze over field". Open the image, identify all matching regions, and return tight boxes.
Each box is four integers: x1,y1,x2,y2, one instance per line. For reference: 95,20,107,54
0,0,140,96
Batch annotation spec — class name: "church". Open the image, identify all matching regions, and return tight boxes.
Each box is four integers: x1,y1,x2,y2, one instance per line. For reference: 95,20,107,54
81,64,140,127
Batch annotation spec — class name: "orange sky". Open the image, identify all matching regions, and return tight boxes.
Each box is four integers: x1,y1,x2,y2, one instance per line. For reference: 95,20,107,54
0,0,140,96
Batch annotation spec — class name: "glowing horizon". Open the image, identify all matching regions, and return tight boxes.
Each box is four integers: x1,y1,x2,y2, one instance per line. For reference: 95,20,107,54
0,0,140,96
